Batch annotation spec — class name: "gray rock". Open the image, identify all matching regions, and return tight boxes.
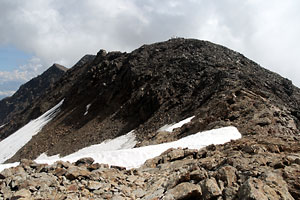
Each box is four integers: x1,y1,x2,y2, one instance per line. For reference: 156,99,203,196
75,157,95,166
190,168,208,182
13,188,32,198
163,182,202,200
200,178,222,199
261,172,294,200
237,178,268,200
133,188,146,198
216,165,237,186
143,188,165,200
87,180,102,190
167,148,185,161
111,195,124,200
65,166,91,180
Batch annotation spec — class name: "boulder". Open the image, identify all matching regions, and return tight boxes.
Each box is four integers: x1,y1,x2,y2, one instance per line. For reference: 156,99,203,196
216,165,237,187
75,157,95,166
163,182,202,200
87,181,102,191
65,166,91,180
200,178,222,199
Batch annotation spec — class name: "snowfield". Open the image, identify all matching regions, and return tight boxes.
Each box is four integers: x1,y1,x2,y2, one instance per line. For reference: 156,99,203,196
0,100,64,164
0,113,242,171
36,126,241,169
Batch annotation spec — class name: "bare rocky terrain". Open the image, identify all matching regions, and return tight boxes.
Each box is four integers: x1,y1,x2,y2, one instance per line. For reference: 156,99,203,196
0,134,299,199
0,38,299,199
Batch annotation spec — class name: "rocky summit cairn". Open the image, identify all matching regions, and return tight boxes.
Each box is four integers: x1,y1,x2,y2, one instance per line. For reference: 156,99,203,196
0,38,299,199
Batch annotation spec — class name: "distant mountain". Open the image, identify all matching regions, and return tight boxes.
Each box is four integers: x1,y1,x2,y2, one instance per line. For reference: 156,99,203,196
0,38,299,199
0,55,95,140
0,63,67,138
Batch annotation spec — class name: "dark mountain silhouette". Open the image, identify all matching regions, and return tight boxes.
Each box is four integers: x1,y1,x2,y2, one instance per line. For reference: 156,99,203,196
0,64,67,135
0,56,95,140
0,38,299,199
0,38,297,162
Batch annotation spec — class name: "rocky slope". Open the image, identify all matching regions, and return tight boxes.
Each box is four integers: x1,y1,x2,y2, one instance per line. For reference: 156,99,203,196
0,56,94,141
0,134,299,199
4,38,300,162
0,38,300,199
0,64,67,140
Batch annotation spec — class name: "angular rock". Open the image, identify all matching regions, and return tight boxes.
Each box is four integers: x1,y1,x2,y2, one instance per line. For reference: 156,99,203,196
133,188,146,198
190,169,208,182
262,172,294,200
216,165,237,187
75,157,95,166
237,178,268,200
54,167,67,177
66,184,78,192
163,182,202,200
65,166,91,180
167,148,185,161
200,178,222,199
13,189,31,199
87,181,102,191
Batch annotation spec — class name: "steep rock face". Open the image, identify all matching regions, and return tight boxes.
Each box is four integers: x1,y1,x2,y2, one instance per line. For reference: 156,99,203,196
3,38,300,162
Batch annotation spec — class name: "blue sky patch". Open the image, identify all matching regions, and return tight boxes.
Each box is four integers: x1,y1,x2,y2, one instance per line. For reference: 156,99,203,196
0,45,32,71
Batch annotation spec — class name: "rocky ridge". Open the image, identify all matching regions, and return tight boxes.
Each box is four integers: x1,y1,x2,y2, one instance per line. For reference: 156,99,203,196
0,38,300,199
3,38,300,163
0,134,299,199
0,64,67,140
0,55,95,141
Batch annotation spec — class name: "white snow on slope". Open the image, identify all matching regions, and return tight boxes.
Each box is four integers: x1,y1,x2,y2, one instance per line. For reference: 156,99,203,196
0,163,19,173
35,126,241,169
158,116,195,132
36,130,137,161
84,104,91,116
0,100,64,164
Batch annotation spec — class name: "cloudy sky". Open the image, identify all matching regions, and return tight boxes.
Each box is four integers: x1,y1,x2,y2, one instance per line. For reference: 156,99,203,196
0,0,299,98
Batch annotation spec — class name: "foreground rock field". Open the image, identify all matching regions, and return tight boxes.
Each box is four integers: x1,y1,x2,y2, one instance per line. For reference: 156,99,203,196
1,134,299,200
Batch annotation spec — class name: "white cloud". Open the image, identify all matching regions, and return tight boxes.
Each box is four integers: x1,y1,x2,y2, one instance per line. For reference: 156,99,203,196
0,90,15,96
0,0,299,86
0,57,43,83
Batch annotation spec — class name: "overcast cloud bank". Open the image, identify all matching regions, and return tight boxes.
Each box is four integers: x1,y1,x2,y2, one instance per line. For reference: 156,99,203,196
0,0,299,88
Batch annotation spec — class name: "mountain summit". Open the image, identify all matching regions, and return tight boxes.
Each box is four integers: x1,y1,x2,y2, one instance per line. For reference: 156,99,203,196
0,38,299,199
1,38,300,160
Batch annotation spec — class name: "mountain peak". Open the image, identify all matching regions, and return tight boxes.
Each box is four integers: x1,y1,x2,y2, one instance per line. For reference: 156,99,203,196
0,38,299,199
51,63,68,72
0,63,68,137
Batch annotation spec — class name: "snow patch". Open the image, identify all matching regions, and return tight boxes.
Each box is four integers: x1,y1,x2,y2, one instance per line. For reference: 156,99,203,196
158,116,194,132
0,124,6,129
36,130,136,161
34,126,241,169
84,104,91,116
0,162,19,173
0,100,64,164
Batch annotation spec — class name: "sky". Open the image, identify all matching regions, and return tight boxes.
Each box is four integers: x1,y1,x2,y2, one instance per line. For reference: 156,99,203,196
0,0,300,98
